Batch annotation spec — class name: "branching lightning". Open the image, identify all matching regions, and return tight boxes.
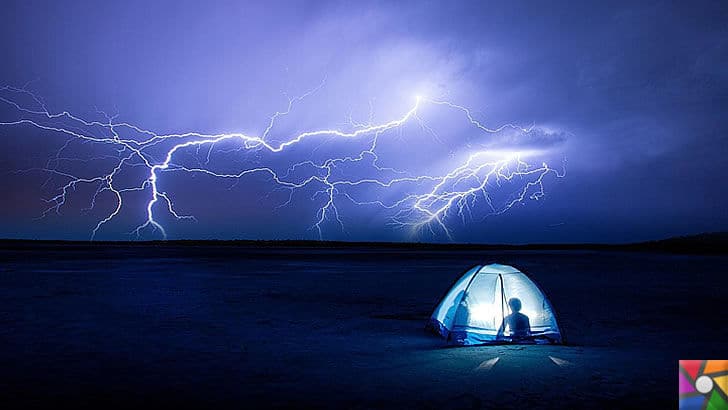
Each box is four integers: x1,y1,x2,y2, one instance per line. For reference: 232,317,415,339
0,84,564,240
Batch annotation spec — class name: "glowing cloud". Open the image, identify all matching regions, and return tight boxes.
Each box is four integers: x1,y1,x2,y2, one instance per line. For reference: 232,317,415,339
0,84,564,240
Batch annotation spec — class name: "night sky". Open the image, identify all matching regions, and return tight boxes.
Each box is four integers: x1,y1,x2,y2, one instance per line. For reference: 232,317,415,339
1,1,726,243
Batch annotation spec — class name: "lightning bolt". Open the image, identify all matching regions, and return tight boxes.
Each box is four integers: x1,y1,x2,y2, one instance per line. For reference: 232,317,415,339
0,84,564,241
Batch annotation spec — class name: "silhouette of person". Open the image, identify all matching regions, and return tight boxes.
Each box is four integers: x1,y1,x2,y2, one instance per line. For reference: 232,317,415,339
445,291,469,343
445,291,467,325
497,297,531,341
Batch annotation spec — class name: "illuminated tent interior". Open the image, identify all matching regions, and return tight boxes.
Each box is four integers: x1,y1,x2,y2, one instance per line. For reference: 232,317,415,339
428,264,563,345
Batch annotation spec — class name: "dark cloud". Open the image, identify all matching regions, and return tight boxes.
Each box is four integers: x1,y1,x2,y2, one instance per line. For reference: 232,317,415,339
0,0,726,242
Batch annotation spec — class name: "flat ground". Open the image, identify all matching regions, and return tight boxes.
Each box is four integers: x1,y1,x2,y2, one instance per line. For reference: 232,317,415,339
0,244,726,408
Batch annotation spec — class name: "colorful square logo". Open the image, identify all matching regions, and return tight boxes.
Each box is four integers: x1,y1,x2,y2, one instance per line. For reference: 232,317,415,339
680,360,728,409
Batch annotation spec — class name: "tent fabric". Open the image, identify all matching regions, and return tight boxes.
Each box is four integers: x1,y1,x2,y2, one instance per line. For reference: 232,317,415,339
428,264,563,345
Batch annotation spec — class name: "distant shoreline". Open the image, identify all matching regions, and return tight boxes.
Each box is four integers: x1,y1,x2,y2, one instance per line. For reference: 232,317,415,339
0,232,726,255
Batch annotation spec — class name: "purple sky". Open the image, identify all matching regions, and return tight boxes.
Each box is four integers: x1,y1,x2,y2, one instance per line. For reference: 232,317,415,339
1,1,727,243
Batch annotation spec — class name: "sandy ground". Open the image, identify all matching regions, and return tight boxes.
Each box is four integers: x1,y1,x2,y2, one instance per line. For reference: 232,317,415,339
0,244,727,408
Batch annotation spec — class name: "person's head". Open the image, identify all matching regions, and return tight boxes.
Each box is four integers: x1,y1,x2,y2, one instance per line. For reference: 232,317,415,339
508,298,522,312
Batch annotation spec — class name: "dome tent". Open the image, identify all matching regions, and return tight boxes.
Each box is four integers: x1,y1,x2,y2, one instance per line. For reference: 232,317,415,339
428,264,563,345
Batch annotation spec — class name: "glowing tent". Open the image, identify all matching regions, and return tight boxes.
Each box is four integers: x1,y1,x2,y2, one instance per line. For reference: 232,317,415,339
428,264,563,345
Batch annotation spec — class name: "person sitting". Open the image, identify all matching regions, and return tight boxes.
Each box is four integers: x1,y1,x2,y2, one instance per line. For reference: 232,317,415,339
497,297,531,341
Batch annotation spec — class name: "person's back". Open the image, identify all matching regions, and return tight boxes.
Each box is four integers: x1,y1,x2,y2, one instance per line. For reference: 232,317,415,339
497,297,531,341
505,311,530,338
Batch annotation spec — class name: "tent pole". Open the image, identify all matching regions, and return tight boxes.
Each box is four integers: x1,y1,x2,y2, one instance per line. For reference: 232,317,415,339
499,274,506,330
